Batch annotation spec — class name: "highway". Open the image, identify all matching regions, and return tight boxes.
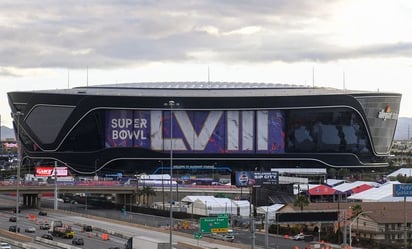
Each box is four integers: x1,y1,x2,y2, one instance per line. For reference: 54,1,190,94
0,195,310,249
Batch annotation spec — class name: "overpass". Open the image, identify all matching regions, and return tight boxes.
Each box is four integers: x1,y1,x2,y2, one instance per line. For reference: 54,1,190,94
0,183,246,208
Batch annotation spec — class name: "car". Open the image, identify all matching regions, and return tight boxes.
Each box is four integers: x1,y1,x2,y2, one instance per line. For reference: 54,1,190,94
0,242,11,249
210,232,235,242
8,216,16,222
293,233,305,240
12,207,21,213
40,223,50,230
38,210,47,216
83,225,93,232
8,225,20,232
72,237,84,245
25,226,36,233
41,233,53,240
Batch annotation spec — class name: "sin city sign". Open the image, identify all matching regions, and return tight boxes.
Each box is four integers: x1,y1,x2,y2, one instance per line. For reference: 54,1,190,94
105,109,285,154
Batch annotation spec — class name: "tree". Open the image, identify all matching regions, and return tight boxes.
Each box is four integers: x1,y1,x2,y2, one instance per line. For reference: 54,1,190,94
137,188,144,206
351,204,363,239
293,193,309,211
142,186,156,207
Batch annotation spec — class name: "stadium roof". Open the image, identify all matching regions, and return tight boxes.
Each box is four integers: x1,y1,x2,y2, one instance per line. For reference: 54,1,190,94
26,81,382,98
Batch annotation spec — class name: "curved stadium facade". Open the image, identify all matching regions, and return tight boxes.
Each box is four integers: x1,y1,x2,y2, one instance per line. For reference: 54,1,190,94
7,82,401,174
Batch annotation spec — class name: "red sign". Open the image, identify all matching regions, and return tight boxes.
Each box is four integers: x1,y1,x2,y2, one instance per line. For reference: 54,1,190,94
35,166,68,177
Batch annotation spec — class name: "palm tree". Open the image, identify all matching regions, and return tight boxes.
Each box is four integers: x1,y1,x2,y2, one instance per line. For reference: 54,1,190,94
142,186,156,207
351,204,363,238
293,193,309,211
137,188,144,206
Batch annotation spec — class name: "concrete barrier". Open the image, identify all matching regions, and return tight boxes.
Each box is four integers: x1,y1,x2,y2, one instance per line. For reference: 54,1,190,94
35,236,82,249
0,229,33,242
176,241,205,249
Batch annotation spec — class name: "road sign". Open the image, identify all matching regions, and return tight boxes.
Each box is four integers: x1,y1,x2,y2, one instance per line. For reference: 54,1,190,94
393,184,412,197
218,213,229,218
200,216,229,233
194,232,202,240
211,227,229,233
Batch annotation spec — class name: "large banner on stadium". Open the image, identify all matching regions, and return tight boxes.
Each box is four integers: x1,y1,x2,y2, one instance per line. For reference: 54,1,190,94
105,110,285,154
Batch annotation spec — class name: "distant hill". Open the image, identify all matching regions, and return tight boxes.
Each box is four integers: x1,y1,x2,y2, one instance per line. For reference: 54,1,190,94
1,126,15,140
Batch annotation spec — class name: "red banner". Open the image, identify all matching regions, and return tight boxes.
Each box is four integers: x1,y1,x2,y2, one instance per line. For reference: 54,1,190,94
35,166,68,177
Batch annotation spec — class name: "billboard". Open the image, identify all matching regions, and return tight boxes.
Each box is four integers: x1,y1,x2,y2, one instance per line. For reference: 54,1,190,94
235,171,279,187
35,166,68,177
105,109,285,154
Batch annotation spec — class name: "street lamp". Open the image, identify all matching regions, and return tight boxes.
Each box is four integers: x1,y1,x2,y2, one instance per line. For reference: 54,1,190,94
11,111,24,233
349,211,372,248
54,161,58,210
164,100,178,249
134,174,140,206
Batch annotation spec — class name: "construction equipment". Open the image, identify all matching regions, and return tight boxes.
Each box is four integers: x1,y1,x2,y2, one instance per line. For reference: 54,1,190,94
50,220,75,239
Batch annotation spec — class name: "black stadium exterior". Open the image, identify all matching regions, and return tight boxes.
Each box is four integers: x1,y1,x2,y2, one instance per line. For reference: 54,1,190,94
7,82,401,175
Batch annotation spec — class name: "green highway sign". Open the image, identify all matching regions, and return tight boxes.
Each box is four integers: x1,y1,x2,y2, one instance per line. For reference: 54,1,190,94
218,213,229,218
194,232,202,240
200,216,229,233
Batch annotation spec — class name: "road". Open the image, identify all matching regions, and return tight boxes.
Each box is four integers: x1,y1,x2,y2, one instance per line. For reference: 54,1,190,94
0,195,311,249
0,204,247,248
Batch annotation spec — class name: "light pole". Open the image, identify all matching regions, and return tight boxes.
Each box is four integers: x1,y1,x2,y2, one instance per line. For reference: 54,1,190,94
135,174,140,206
164,100,177,249
349,211,372,248
265,207,269,249
54,161,58,210
12,111,24,233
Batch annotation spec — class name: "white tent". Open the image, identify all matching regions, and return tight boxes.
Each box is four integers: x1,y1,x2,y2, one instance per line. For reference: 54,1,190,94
387,168,412,178
347,181,412,202
256,204,284,221
181,195,251,217
333,180,379,194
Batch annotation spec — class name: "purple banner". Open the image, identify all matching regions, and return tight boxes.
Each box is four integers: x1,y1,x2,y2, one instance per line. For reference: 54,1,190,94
105,109,285,154
105,110,150,148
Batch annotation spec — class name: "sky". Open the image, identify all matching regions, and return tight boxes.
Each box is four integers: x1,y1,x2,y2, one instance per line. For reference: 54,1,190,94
1,0,412,127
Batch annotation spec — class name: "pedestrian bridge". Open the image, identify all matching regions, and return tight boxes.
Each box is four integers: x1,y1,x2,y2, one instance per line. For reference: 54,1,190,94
0,182,245,208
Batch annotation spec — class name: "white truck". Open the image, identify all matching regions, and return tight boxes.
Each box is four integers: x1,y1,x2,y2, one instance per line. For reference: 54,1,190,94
124,236,170,249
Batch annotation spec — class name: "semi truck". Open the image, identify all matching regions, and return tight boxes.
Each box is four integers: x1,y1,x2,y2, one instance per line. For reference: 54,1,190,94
50,220,75,239
125,236,169,249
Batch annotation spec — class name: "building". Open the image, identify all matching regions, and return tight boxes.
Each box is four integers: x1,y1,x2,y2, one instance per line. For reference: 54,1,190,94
7,82,401,174
283,202,412,247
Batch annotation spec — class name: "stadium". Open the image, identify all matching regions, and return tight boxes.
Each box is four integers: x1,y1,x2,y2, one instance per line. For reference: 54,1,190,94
7,82,401,175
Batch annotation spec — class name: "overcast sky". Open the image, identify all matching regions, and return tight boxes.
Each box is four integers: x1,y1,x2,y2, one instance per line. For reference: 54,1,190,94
1,0,412,127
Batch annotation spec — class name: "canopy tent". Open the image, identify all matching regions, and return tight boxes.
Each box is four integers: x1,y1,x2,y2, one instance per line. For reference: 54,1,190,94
308,184,336,196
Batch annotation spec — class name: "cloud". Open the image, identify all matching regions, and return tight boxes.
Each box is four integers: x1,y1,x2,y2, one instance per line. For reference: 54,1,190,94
0,67,21,77
0,0,411,72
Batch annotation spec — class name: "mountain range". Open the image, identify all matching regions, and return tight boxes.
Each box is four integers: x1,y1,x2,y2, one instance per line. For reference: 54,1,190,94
1,118,412,141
